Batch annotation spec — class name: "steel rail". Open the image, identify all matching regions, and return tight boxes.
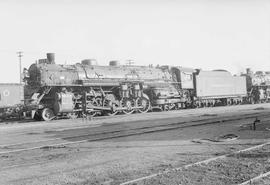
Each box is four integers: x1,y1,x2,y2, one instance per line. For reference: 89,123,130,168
0,112,269,156
120,141,270,185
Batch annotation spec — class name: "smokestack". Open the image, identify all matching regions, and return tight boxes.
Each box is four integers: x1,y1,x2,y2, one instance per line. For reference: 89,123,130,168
46,53,55,64
246,68,252,75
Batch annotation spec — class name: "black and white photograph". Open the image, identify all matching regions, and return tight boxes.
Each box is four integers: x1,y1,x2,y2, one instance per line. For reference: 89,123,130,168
0,0,270,184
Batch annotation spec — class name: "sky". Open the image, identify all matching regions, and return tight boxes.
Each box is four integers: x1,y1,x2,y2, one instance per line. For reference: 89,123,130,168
0,0,269,83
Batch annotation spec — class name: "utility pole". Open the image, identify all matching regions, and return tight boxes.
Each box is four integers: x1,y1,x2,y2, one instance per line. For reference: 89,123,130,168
126,59,134,66
17,51,23,84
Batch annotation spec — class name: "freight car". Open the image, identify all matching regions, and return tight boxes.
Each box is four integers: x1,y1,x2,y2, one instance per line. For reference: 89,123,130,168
0,83,24,119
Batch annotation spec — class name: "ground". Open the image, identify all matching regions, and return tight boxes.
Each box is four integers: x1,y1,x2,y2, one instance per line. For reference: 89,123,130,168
0,104,270,185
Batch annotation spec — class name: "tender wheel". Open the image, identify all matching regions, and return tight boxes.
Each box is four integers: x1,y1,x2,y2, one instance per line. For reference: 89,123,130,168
41,108,55,121
88,111,97,117
136,97,150,113
122,98,135,114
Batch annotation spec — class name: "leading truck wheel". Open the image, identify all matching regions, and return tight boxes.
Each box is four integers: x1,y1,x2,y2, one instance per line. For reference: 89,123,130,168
41,108,55,121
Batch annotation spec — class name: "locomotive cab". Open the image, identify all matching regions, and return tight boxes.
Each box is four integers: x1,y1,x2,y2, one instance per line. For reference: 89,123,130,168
146,67,195,110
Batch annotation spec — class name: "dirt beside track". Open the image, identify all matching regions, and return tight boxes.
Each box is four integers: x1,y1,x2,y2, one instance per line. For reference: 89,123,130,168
138,144,270,185
0,104,270,185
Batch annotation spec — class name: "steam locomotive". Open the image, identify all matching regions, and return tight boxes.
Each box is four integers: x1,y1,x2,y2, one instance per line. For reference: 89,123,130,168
1,53,268,121
18,53,250,121
242,68,270,103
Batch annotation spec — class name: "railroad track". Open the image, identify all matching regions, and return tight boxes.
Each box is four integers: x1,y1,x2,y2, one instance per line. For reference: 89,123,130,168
0,111,270,185
120,141,270,185
1,103,267,126
0,111,269,156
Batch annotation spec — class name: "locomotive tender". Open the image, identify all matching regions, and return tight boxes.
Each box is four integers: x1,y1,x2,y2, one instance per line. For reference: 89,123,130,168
20,53,248,121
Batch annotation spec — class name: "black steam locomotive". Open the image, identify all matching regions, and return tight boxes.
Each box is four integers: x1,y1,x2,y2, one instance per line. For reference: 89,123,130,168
19,53,249,121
